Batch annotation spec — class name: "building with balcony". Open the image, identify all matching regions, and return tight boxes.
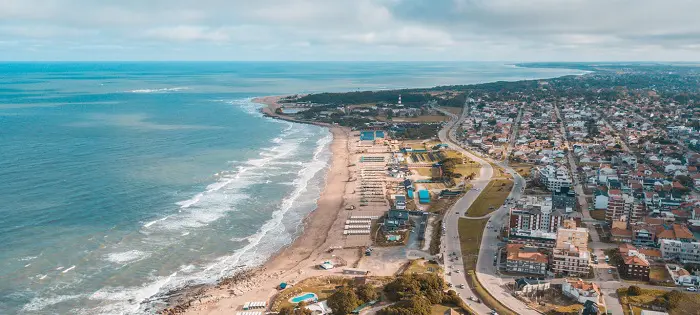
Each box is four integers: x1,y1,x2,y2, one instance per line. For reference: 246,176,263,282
506,244,548,275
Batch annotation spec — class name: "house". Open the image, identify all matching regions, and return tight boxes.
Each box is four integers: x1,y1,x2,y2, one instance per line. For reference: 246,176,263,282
666,264,700,287
514,278,550,294
383,210,410,232
506,244,549,275
618,245,650,281
562,279,602,305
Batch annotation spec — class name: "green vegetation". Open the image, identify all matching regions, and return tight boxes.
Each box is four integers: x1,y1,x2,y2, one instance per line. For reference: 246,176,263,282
380,273,471,315
327,287,362,315
617,286,700,315
278,301,313,315
467,272,516,315
404,259,441,275
458,218,489,270
465,179,513,218
392,124,443,140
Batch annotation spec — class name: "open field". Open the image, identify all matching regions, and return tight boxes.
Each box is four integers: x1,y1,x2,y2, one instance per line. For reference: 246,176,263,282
437,106,463,116
404,259,442,275
510,163,534,178
465,179,513,218
649,266,674,285
617,286,700,315
376,115,450,123
590,209,606,221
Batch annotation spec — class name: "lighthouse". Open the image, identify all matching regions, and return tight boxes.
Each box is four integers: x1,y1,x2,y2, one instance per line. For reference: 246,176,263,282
398,94,403,107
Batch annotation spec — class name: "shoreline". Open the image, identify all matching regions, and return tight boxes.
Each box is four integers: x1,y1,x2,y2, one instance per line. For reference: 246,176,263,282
163,96,351,315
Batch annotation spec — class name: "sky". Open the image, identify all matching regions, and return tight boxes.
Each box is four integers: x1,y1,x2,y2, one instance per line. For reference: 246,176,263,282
1,0,700,61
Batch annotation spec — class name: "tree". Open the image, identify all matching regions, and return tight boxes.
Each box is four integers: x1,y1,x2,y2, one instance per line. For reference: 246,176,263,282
327,287,361,315
278,303,313,315
387,110,394,120
628,285,642,296
355,284,378,302
665,290,684,309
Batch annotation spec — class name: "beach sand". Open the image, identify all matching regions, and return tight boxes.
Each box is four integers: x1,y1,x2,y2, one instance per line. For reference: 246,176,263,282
165,97,355,315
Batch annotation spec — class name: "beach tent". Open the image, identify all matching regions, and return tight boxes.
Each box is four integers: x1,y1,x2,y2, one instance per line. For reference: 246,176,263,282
279,282,288,289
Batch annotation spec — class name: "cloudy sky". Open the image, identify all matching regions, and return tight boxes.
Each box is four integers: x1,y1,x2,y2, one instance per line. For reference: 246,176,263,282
1,0,699,61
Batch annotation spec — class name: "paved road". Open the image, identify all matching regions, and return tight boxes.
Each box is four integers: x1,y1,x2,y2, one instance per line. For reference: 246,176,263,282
437,108,496,315
437,106,541,315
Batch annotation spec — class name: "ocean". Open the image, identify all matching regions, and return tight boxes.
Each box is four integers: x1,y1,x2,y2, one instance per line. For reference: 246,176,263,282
0,62,585,314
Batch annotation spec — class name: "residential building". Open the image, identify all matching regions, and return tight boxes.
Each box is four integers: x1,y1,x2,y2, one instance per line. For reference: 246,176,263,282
619,246,650,281
509,196,568,233
536,165,573,192
506,244,548,275
606,190,646,225
660,239,700,264
514,278,550,294
562,279,601,305
552,186,576,212
508,229,557,249
666,264,700,287
552,244,590,276
556,223,589,251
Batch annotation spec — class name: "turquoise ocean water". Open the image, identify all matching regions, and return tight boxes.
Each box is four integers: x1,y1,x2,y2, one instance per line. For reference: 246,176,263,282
0,62,584,314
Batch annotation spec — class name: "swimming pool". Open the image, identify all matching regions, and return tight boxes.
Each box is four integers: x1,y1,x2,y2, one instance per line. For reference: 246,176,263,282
289,292,318,304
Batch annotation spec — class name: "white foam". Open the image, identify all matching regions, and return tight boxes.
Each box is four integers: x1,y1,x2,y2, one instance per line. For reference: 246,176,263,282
105,250,151,264
143,215,171,228
89,272,177,315
62,265,76,273
21,294,85,312
126,87,189,93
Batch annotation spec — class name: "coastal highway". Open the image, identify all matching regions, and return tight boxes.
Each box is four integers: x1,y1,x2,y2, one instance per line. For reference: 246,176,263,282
438,109,495,315
437,106,536,315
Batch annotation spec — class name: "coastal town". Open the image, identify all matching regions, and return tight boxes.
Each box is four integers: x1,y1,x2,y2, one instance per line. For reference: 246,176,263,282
166,64,700,315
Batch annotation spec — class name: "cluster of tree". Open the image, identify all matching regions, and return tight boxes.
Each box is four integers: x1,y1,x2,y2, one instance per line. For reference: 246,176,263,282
278,301,313,315
391,124,442,140
325,283,379,315
378,273,467,315
294,91,433,108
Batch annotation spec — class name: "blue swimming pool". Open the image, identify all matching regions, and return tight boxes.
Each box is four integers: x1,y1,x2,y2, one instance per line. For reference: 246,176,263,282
290,292,318,303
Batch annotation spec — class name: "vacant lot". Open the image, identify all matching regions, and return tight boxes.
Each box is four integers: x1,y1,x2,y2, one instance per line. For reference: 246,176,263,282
376,115,450,123
510,163,534,178
437,106,463,116
465,179,513,218
618,286,700,315
589,209,606,221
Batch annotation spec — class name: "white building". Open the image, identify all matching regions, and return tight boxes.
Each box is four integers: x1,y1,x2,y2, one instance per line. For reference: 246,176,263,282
562,279,601,305
536,165,573,192
660,239,700,264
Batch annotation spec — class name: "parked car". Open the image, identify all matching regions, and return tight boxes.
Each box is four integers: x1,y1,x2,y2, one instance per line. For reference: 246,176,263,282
608,269,613,274
687,287,697,292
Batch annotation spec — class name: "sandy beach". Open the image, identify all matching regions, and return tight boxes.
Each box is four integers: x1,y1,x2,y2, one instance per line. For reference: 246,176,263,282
162,97,356,314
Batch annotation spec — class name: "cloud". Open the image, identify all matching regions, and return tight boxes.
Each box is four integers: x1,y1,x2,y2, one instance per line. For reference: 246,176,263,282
0,0,699,60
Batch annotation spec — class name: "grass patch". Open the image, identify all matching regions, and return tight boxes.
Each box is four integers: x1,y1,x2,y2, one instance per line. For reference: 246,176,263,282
590,209,606,221
465,179,513,218
467,271,517,315
617,286,700,315
404,259,442,275
650,266,673,284
510,163,534,178
437,106,463,116
376,115,450,123
458,218,489,270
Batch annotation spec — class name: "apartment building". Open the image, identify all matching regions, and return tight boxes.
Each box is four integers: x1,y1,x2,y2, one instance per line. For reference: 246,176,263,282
660,239,700,264
509,196,567,233
506,244,548,275
606,190,646,225
556,223,589,251
552,244,590,276
536,165,573,192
